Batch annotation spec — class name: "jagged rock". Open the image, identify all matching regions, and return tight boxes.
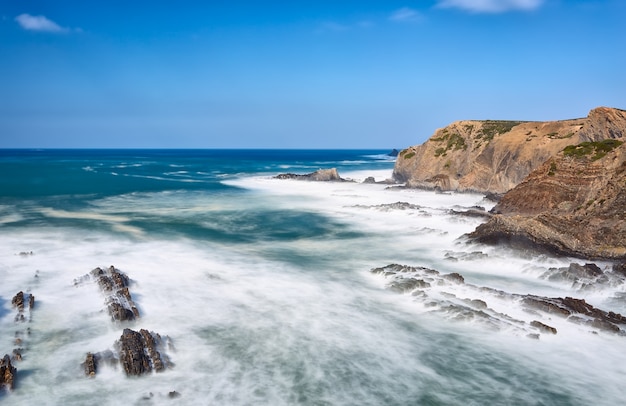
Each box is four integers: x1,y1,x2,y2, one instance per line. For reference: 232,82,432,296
11,292,24,311
388,278,431,293
76,266,140,321
540,262,616,290
1,354,17,392
613,262,626,277
84,352,98,377
530,320,557,335
372,263,626,336
274,168,347,182
443,273,465,284
117,329,168,376
363,176,376,184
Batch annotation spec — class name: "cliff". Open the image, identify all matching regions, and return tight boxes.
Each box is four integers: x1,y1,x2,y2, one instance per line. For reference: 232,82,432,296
468,137,626,260
393,107,626,194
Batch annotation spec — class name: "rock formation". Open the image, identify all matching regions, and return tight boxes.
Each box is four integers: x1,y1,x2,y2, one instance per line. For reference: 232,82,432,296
75,266,140,321
1,355,17,392
275,168,346,182
77,266,174,378
372,263,626,337
468,138,626,260
393,107,626,193
83,329,173,377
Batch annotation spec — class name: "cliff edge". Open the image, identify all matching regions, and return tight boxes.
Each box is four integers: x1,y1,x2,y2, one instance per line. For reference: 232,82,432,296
393,107,626,194
468,135,626,260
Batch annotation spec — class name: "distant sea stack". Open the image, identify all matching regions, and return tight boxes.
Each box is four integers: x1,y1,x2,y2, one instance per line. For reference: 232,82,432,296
393,107,626,194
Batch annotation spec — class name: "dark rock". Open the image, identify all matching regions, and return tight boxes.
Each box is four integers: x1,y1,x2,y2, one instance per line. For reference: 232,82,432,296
522,296,571,317
388,149,399,157
363,176,376,184
443,273,465,284
117,328,169,376
613,262,626,277
84,352,98,377
388,278,430,293
11,292,24,311
485,192,504,203
1,354,17,391
78,266,140,321
274,168,347,182
530,320,557,335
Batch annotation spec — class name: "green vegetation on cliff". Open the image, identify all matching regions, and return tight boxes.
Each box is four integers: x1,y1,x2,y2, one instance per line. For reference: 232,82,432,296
563,139,623,161
475,121,524,142
432,129,467,157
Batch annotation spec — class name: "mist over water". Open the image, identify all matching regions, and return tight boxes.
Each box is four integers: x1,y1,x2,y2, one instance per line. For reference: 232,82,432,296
1,150,624,405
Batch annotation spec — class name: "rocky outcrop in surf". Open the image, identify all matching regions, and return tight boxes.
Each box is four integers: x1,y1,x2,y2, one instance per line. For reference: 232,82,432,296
0,289,36,394
84,329,173,377
1,355,17,392
75,266,140,321
372,263,626,337
275,168,347,182
393,107,626,194
77,266,174,378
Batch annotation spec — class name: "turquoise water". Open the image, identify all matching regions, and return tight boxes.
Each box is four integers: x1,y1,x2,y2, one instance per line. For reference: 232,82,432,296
0,149,624,405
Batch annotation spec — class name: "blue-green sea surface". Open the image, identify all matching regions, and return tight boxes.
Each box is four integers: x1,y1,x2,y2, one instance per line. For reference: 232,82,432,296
0,149,624,405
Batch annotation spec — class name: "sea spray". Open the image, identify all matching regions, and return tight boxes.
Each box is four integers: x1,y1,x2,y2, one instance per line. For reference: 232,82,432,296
1,150,625,405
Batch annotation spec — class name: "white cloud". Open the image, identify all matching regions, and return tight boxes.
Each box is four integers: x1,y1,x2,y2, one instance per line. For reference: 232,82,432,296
436,0,544,13
15,13,68,32
389,7,423,22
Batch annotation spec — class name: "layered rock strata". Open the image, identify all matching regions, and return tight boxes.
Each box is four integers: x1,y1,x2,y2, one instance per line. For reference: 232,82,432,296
372,263,626,337
77,266,173,378
468,138,626,260
394,107,626,193
84,329,172,377
75,266,140,321
0,355,17,392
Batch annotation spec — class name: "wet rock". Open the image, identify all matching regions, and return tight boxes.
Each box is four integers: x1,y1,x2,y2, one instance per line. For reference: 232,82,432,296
1,354,17,392
530,320,557,335
354,202,423,211
522,296,571,317
275,168,347,182
84,352,98,377
11,292,24,311
443,273,465,284
388,278,430,293
613,262,626,277
543,263,607,287
363,176,376,184
373,263,626,337
118,328,169,376
77,266,140,321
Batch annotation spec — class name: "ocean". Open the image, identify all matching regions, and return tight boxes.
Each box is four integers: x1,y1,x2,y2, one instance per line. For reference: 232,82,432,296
0,149,624,405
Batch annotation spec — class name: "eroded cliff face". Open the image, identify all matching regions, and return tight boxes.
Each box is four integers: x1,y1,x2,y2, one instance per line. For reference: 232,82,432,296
469,139,626,260
393,107,626,194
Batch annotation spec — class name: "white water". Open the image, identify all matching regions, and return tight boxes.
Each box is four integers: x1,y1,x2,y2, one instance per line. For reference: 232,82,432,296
1,169,625,405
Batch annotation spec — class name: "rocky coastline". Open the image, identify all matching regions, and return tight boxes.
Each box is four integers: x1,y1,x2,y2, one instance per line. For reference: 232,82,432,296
393,106,626,264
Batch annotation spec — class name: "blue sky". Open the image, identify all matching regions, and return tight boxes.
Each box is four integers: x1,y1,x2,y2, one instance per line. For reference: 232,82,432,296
1,0,624,149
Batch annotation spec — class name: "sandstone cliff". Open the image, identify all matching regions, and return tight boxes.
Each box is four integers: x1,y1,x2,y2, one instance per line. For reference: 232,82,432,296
469,137,626,260
393,107,626,194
